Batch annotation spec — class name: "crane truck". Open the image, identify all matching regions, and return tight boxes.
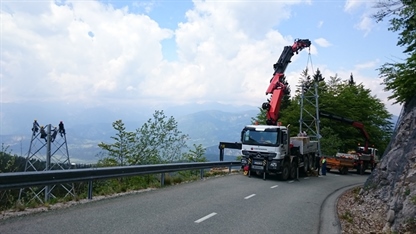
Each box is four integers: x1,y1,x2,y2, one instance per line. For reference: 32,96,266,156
319,111,379,174
238,39,318,181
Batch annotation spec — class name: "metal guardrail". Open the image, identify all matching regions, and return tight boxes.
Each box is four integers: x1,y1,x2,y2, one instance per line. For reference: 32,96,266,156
0,161,242,196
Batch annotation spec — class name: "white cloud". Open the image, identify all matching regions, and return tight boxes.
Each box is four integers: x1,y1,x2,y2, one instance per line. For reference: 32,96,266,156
354,59,379,70
132,1,156,14
2,1,173,103
344,0,377,35
317,21,323,28
344,0,365,13
355,14,374,36
314,38,332,47
0,0,401,117
2,0,313,108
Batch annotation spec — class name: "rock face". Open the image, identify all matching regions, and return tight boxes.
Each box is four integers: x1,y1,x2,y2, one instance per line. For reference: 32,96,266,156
359,96,416,233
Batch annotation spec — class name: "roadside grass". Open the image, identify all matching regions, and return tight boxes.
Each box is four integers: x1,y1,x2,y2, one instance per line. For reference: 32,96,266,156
340,210,354,223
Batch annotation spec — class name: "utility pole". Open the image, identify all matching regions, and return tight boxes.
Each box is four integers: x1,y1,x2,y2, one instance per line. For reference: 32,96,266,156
19,120,74,204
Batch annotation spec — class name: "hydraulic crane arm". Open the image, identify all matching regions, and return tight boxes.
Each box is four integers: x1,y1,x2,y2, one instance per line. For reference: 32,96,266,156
263,39,311,125
319,111,370,151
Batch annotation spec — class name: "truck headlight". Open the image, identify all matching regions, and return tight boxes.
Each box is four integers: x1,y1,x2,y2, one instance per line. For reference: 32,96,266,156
241,159,247,164
270,162,277,167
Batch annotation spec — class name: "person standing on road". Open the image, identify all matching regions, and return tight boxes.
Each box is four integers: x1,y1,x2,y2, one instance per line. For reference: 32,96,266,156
321,156,327,176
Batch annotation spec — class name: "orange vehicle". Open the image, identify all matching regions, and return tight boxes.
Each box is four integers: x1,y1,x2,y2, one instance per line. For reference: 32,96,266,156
325,153,357,175
319,111,378,174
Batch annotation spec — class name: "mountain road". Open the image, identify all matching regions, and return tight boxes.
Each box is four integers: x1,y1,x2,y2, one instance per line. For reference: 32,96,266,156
0,172,367,234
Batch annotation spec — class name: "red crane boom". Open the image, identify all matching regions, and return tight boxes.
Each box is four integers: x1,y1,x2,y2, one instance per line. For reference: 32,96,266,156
262,39,311,125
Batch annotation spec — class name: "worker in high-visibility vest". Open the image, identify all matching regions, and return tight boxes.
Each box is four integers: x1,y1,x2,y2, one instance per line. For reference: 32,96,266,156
321,156,327,176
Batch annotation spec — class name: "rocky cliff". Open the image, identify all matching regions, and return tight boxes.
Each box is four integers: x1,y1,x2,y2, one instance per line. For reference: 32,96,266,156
362,96,416,233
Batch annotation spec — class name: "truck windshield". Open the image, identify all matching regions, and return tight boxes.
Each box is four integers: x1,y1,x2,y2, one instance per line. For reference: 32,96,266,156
241,129,279,146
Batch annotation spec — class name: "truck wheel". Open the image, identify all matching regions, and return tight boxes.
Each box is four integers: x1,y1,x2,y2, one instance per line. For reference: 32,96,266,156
303,156,309,174
308,155,314,171
279,162,290,181
341,167,348,175
289,162,297,180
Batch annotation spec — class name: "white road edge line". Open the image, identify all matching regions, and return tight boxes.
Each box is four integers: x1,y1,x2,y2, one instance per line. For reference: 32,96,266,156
271,185,279,188
288,180,294,183
195,212,217,223
244,194,256,199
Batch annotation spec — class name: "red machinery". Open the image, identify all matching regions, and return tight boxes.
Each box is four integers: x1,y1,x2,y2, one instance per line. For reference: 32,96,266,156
262,39,311,125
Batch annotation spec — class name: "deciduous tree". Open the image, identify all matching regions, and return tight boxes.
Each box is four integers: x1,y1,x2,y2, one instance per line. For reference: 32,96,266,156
373,0,416,104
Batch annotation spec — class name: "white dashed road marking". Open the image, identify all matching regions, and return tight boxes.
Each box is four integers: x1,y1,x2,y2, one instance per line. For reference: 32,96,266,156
271,185,279,189
244,194,256,199
195,212,217,223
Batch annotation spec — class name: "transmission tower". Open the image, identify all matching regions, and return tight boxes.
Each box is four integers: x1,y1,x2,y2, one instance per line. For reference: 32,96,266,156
299,79,322,157
19,120,75,204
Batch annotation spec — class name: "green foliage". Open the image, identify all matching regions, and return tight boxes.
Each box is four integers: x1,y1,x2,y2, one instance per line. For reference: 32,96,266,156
373,1,416,104
0,145,29,211
379,59,416,104
340,211,354,223
252,107,267,125
132,110,188,164
98,120,135,166
98,110,189,166
182,144,207,162
319,127,343,155
404,188,411,196
319,79,393,154
0,144,26,173
411,195,416,205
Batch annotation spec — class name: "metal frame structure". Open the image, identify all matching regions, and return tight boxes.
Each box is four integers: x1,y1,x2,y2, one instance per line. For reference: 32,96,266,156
299,80,322,157
19,121,74,203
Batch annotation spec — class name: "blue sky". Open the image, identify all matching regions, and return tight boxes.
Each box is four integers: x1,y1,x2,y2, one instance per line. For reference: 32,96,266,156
1,0,405,125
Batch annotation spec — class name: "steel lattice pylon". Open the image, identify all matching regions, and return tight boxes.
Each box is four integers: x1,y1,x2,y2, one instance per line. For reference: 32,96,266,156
19,121,75,204
299,81,322,157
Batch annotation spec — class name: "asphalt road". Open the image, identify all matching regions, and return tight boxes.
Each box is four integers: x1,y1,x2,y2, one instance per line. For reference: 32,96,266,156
0,172,367,234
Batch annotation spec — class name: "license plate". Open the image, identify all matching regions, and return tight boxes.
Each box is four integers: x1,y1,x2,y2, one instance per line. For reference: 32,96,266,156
252,165,263,170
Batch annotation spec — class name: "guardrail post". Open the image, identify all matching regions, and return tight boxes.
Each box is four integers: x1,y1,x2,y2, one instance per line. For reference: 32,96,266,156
161,173,165,187
88,180,93,200
200,169,204,180
229,165,232,174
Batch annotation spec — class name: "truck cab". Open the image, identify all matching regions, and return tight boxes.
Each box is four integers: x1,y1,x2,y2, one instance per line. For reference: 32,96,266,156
240,124,317,180
241,125,289,160
240,125,290,179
